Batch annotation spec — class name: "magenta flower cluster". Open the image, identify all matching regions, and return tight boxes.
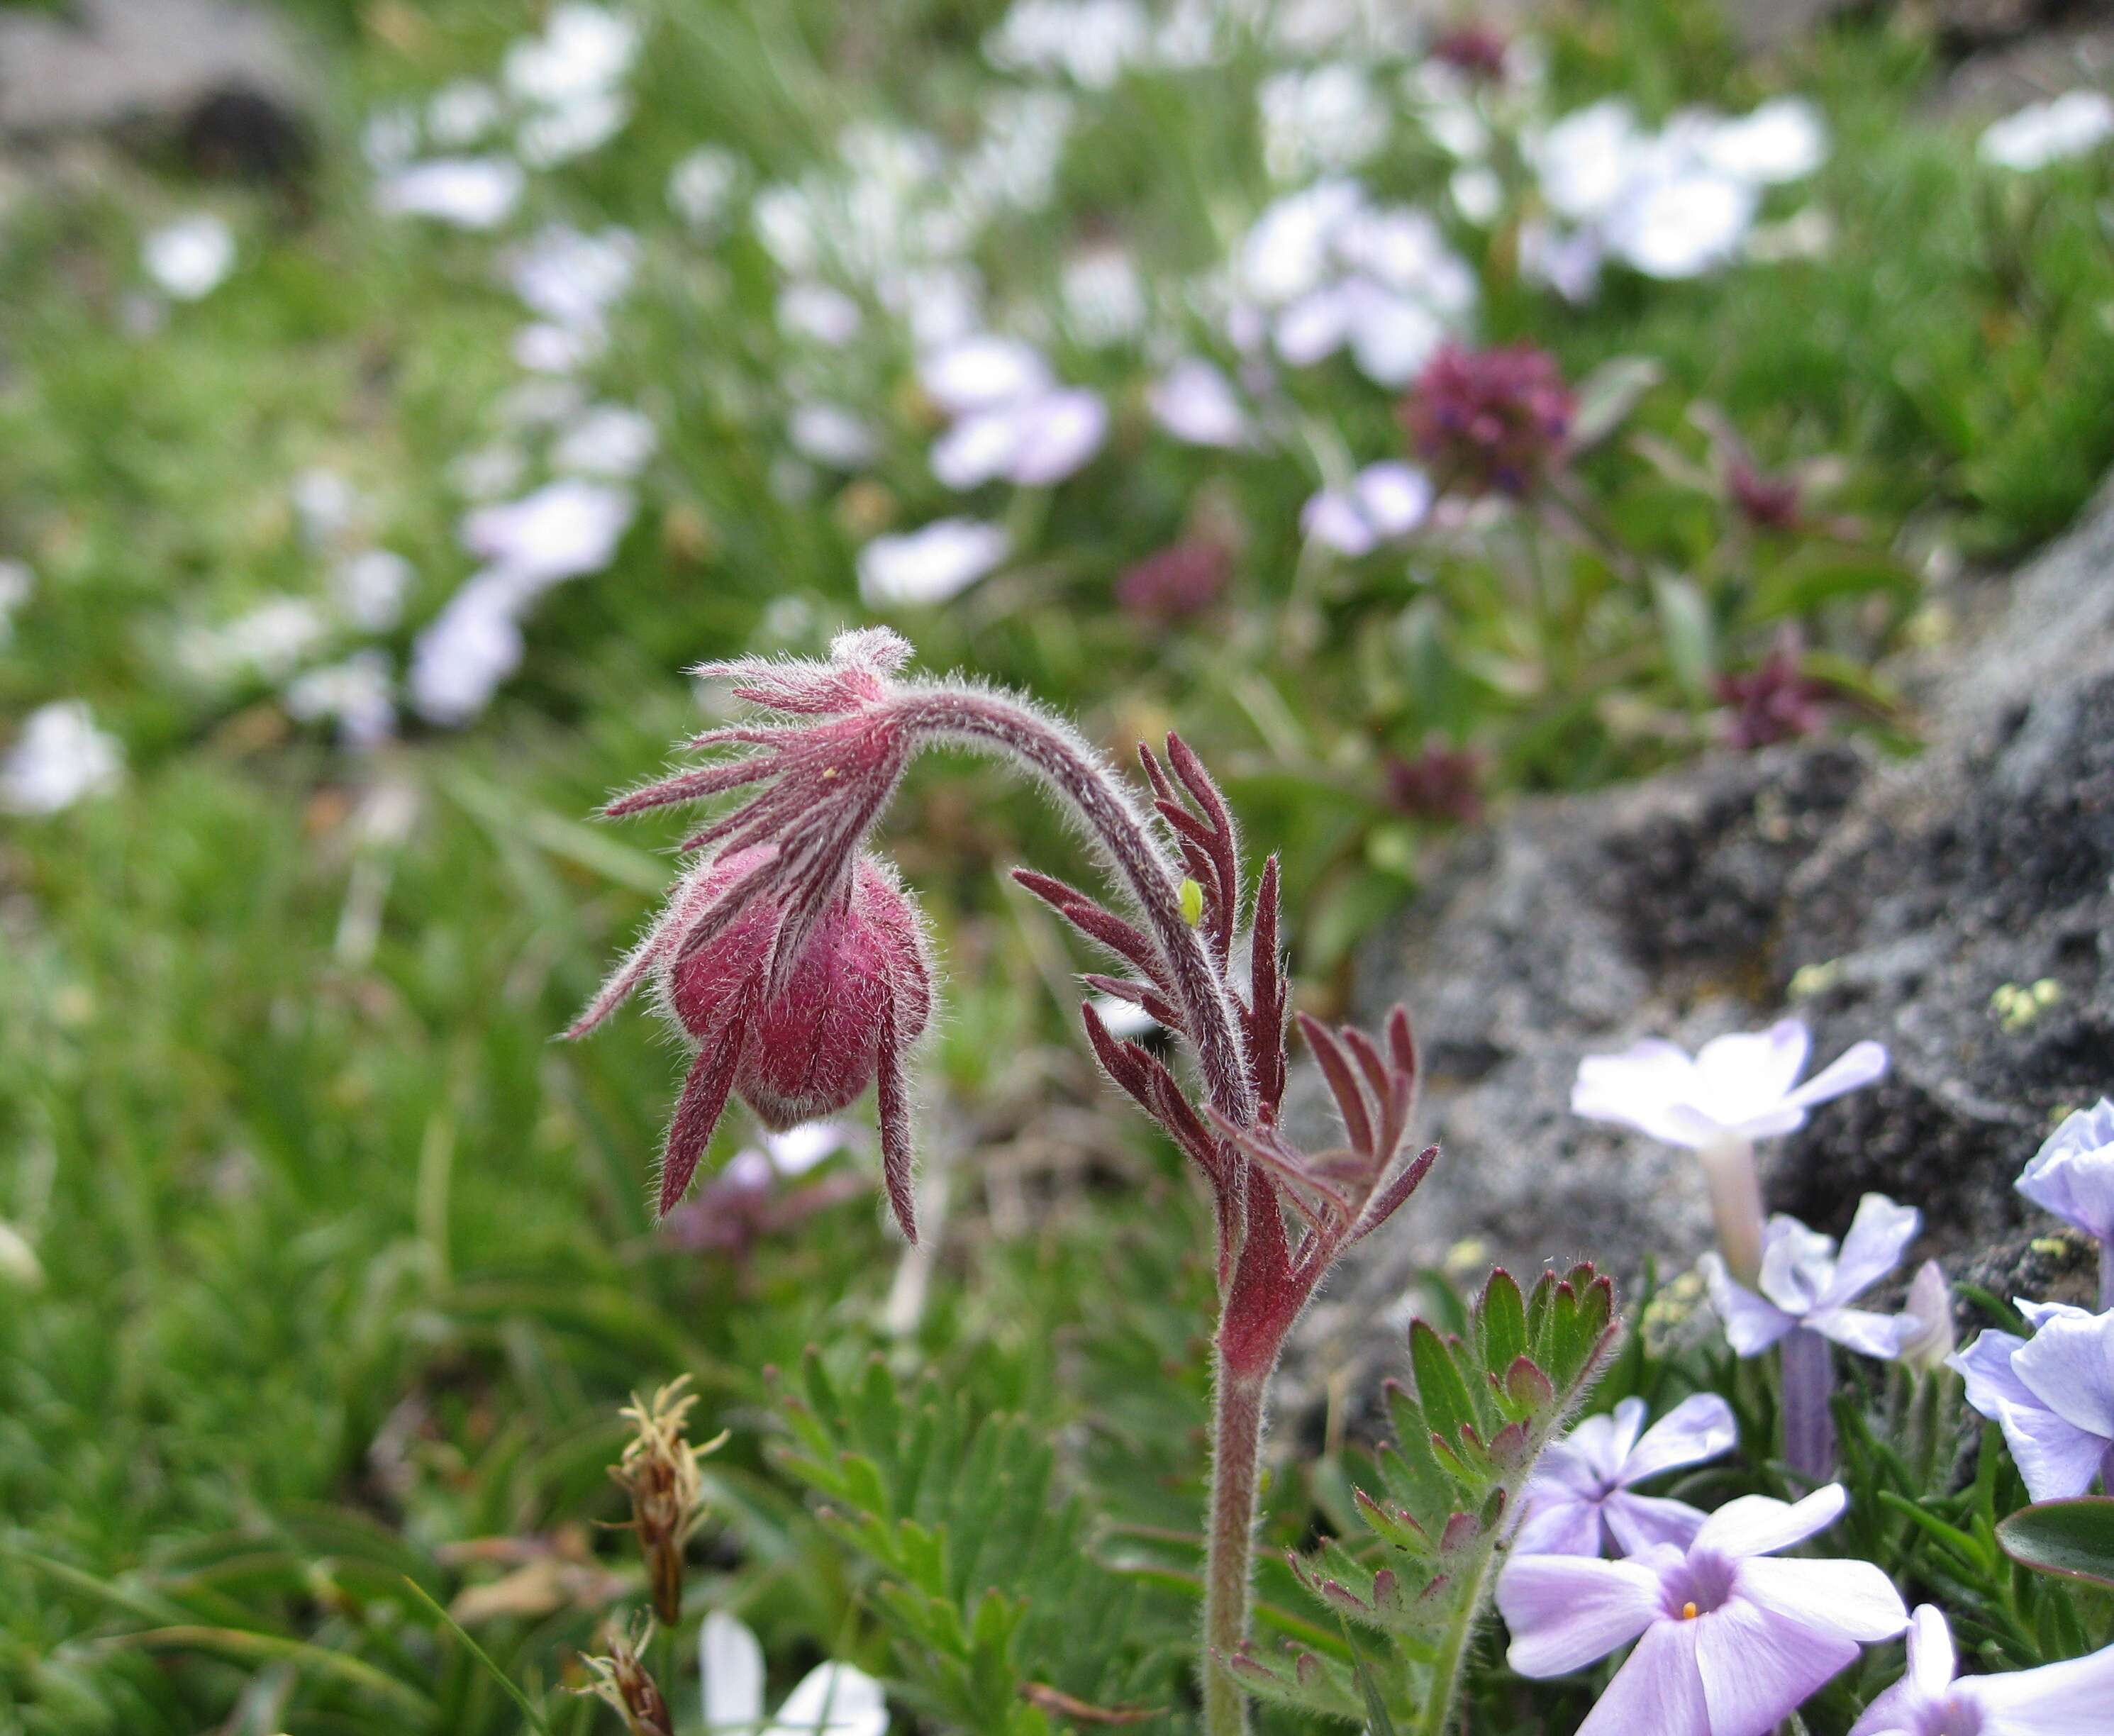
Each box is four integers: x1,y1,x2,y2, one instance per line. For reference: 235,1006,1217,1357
1401,342,1576,498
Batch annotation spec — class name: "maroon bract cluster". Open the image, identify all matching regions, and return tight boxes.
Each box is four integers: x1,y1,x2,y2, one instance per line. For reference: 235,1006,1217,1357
1728,461,1803,532
1402,343,1574,499
1428,23,1510,81
568,629,932,1228
1715,638,1832,750
1116,538,1230,623
1383,742,1484,826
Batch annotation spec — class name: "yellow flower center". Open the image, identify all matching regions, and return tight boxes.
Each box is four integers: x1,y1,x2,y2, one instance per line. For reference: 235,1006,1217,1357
1681,1601,1698,1620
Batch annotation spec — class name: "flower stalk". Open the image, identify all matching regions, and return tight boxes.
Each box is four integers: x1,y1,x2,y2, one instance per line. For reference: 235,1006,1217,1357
575,631,1440,1732
1779,1324,1836,1481
1697,1134,1765,1289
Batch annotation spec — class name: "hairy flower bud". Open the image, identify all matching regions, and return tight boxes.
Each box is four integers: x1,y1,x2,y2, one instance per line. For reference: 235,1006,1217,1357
652,845,930,1229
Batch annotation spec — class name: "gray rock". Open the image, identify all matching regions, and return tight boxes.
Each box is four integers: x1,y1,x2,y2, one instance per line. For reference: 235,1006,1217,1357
1935,24,2114,119
0,0,312,140
1289,477,2114,1408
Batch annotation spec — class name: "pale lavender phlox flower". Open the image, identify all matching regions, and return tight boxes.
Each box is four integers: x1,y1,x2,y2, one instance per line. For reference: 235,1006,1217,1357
1701,1195,1923,1361
2016,1098,2114,1242
1951,1300,2114,1501
1572,1018,1888,1149
1849,1603,2114,1736
1500,1484,1908,1736
1513,1393,1736,1556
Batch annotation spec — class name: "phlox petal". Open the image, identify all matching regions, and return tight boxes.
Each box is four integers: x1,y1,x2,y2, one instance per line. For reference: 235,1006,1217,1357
1735,1554,1909,1643
1782,1039,1888,1111
1498,1554,1667,1675
1621,1393,1737,1484
1576,1618,1710,1736
1511,1487,1605,1557
1825,1194,1921,1306
1969,1637,2114,1735
1601,1491,1710,1555
701,1611,767,1729
1701,1254,1798,1356
768,1661,889,1736
1694,1595,1862,1736
2011,1309,2114,1440
1693,1485,1845,1560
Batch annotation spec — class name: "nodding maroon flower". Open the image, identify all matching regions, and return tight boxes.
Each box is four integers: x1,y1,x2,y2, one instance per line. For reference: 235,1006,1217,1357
1382,740,1483,825
1402,343,1575,499
1715,635,1832,750
1727,460,1803,532
569,628,933,1231
1428,23,1509,81
1116,538,1230,623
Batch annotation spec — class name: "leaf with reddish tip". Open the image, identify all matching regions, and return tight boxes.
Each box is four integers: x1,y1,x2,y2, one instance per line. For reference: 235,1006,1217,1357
1503,1354,1554,1413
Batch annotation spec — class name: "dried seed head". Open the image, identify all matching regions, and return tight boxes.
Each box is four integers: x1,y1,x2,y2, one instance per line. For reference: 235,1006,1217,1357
609,1376,724,1627
574,1616,674,1736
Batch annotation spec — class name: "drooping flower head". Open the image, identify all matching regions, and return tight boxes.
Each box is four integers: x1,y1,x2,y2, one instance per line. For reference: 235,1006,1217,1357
1499,1484,1909,1736
1401,342,1575,497
1849,1603,2114,1736
1952,1300,2114,1501
1513,1393,1737,1557
569,629,933,1228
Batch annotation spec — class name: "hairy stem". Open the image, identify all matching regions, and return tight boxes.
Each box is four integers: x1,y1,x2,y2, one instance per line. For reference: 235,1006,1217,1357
896,684,1276,1732
1417,1540,1498,1736
1204,1364,1267,1736
896,686,1257,1128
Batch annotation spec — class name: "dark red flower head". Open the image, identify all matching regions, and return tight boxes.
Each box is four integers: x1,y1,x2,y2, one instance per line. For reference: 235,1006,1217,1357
1715,635,1832,750
1116,538,1230,623
1428,23,1509,81
569,629,933,1235
1402,343,1574,499
1727,461,1802,532
1382,741,1483,826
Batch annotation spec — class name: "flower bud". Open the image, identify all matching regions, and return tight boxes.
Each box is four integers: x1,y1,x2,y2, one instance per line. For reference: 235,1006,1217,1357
1898,1259,1956,1374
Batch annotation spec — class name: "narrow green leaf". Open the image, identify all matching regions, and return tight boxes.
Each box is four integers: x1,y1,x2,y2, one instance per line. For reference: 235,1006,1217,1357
401,1576,556,1735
